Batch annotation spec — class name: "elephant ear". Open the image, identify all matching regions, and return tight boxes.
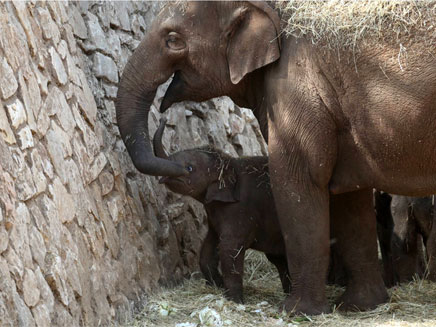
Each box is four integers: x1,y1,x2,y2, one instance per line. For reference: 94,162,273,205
226,1,281,84
205,174,240,204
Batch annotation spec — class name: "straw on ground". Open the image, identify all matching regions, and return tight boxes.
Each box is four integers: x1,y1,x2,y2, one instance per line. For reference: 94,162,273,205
123,250,436,327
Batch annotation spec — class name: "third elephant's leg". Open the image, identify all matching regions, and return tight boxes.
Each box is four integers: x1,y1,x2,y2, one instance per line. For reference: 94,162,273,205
425,209,436,281
330,189,388,311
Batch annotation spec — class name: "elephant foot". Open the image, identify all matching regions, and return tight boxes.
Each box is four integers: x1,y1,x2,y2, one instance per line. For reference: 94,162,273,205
337,281,388,311
224,290,244,304
282,294,331,316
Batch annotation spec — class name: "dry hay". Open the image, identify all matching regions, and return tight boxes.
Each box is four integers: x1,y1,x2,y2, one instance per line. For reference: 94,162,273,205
276,0,436,51
120,250,436,327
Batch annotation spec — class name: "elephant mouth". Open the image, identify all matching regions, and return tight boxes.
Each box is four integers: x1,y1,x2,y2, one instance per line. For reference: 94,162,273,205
159,176,188,186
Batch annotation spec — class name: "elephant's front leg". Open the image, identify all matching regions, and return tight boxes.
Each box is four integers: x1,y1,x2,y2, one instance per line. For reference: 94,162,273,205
219,240,246,303
200,229,223,288
268,133,334,314
270,177,331,314
330,189,388,310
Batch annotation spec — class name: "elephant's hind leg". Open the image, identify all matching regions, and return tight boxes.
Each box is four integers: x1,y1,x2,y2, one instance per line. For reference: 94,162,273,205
330,189,388,311
266,254,292,294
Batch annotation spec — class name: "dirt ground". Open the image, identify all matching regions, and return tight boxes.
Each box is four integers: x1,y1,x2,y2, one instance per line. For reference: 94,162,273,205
121,250,436,327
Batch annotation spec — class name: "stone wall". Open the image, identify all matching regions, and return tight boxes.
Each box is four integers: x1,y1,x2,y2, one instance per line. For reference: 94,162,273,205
0,2,266,326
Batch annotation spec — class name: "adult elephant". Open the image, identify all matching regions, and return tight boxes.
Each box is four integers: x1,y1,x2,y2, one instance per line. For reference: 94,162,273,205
116,1,436,315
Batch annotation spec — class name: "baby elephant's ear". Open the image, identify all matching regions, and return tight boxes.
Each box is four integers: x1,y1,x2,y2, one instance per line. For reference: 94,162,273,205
205,181,240,204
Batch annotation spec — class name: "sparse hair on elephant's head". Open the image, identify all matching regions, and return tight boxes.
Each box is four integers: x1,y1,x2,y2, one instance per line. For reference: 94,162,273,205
153,119,239,203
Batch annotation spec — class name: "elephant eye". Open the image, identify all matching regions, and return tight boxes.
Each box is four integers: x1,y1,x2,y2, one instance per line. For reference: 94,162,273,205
166,32,186,51
186,165,193,172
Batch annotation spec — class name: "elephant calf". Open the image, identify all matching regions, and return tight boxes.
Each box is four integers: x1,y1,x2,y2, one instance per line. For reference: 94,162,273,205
153,119,291,303
375,192,436,285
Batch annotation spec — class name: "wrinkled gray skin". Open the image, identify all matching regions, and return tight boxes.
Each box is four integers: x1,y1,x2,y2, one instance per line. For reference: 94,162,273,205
153,119,291,303
116,1,436,314
376,193,436,285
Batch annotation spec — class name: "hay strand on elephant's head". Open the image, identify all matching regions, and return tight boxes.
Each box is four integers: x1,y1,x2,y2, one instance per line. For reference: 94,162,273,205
276,0,436,52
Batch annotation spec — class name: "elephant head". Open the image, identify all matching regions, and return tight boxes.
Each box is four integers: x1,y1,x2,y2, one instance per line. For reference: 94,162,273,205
153,119,239,203
116,1,280,176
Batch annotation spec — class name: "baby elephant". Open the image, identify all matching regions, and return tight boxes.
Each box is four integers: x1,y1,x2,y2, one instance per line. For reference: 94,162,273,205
153,119,291,303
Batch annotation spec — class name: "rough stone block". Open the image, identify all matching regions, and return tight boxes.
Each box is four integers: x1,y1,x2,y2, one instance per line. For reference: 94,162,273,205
37,7,61,44
28,225,46,269
17,126,34,150
12,150,37,201
18,69,39,133
75,73,98,125
99,171,114,196
44,253,69,307
12,2,38,56
45,121,73,184
106,29,122,60
229,113,246,136
0,167,16,218
0,101,17,144
87,152,107,184
23,269,40,307
86,12,107,52
57,40,69,60
32,303,51,327
0,12,30,72
93,52,118,83
49,47,68,85
6,99,27,129
29,149,48,195
64,24,77,54
12,291,36,327
44,86,76,134
33,267,54,314
68,5,87,39
0,58,18,99
0,227,8,254
113,2,132,31
9,203,33,268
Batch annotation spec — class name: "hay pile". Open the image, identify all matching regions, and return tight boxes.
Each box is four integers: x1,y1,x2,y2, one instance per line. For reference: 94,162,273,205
276,0,436,50
121,250,436,327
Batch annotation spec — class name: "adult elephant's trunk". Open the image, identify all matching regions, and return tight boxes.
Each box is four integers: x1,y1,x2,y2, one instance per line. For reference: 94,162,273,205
115,35,187,177
153,118,169,159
